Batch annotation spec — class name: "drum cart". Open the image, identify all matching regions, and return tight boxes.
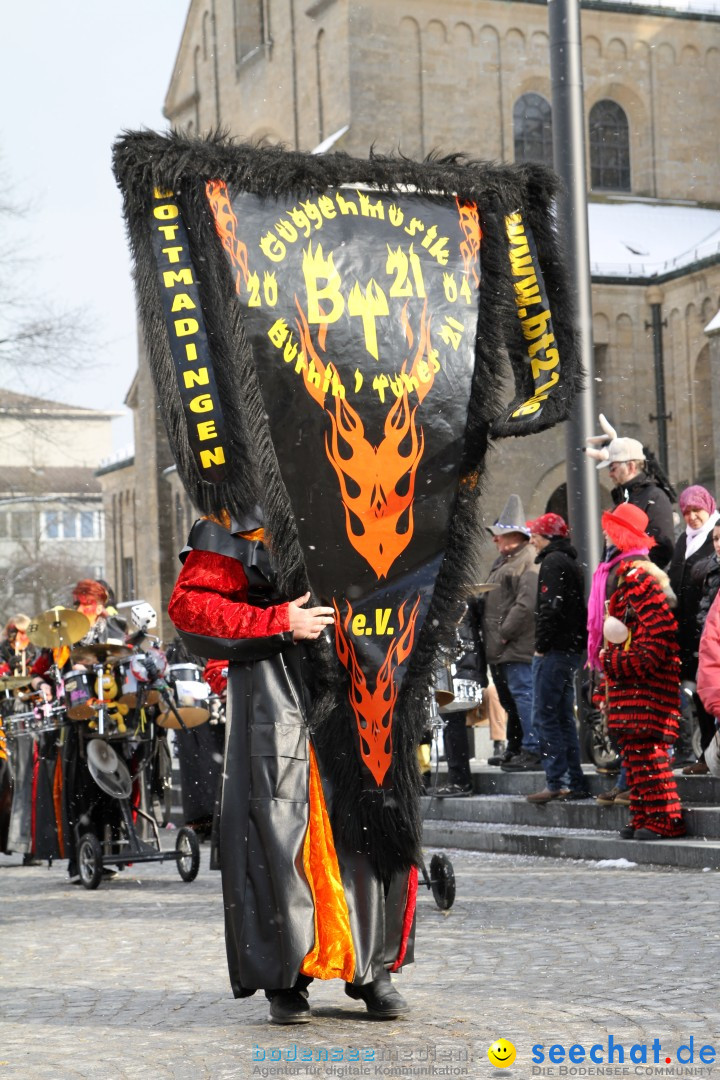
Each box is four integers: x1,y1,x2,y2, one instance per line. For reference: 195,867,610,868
72,663,201,890
77,733,200,890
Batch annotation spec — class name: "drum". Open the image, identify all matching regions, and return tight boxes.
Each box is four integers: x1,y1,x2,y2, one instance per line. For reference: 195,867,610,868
159,664,211,728
432,666,455,709
3,711,33,737
4,705,66,737
439,678,483,714
115,653,162,707
63,671,97,721
167,663,206,688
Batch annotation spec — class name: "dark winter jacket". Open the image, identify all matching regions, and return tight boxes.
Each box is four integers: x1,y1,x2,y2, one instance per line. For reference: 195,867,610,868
534,537,587,655
611,472,675,569
482,540,538,664
697,553,720,635
668,528,716,679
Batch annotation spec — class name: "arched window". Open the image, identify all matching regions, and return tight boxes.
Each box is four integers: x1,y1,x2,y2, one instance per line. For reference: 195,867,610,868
513,93,553,166
589,100,630,191
234,0,264,68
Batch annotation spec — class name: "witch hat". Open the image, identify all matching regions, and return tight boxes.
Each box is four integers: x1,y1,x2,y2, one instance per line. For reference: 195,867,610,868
489,494,531,537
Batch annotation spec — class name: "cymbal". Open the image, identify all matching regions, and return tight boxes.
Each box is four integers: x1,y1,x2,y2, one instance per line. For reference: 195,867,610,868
0,674,33,692
156,706,210,730
467,583,500,594
70,640,131,664
87,738,119,775
28,607,90,649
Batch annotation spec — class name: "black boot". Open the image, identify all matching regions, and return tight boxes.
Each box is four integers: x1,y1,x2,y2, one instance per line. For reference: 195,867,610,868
266,986,311,1024
488,745,516,767
673,705,696,768
345,970,409,1018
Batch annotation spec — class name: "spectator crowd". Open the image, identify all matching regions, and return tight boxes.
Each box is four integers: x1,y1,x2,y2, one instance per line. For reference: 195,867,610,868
431,413,720,842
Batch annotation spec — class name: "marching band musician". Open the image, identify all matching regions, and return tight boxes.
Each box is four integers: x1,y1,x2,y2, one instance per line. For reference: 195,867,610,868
71,579,127,644
0,615,39,858
0,614,39,676
29,579,128,879
168,511,413,1026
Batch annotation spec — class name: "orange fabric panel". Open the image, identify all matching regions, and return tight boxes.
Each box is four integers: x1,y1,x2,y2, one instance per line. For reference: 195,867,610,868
300,745,355,982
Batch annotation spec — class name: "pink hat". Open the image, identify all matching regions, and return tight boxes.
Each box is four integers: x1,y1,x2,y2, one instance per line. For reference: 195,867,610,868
679,485,716,516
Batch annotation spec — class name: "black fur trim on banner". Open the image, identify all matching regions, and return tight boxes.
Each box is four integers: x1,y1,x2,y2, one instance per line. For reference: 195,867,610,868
113,131,582,878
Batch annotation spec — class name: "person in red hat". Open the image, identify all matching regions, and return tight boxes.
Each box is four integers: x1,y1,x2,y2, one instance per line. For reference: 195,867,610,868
524,513,589,804
594,504,686,840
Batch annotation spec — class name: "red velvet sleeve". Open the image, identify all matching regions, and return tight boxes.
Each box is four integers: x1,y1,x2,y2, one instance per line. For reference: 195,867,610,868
30,652,52,677
203,657,228,696
168,548,290,641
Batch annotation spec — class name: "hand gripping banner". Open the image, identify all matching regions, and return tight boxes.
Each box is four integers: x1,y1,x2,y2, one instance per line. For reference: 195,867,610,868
114,133,582,876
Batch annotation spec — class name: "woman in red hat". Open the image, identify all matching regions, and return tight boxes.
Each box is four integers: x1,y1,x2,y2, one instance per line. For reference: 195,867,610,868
595,504,685,840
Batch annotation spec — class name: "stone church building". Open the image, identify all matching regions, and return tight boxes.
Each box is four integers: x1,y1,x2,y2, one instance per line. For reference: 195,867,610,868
107,0,720,630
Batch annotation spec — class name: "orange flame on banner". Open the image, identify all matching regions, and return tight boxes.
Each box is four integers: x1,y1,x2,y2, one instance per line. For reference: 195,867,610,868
456,198,481,288
294,299,338,409
334,596,421,786
295,300,434,578
326,387,424,580
206,180,249,292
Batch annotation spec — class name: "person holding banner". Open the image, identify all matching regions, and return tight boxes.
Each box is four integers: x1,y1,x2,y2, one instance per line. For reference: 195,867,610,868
169,511,415,1025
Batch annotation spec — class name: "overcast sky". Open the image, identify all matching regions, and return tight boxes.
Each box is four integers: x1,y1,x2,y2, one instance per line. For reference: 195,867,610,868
0,2,190,449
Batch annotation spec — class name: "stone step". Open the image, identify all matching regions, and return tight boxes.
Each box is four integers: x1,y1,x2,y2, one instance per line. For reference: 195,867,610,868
427,763,720,805
422,818,720,871
422,792,720,838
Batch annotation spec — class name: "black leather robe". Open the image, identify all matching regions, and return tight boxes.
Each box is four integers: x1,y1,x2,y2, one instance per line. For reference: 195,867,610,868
171,519,415,996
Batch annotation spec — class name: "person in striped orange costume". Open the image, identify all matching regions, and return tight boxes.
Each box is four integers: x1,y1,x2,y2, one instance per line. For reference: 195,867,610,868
598,504,686,841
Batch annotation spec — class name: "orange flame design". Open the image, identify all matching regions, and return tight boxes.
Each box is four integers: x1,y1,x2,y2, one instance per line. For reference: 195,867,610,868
206,180,249,292
326,386,424,580
294,299,436,579
456,198,481,288
294,298,337,409
334,596,421,786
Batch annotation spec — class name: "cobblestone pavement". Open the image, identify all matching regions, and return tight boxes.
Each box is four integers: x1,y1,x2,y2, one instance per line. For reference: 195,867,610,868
2,845,719,1080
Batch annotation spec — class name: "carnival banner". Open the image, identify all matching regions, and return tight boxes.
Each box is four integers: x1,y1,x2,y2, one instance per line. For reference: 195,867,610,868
115,133,581,861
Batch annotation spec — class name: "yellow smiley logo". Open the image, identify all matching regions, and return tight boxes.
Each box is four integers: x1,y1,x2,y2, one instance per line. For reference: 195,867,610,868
487,1039,516,1068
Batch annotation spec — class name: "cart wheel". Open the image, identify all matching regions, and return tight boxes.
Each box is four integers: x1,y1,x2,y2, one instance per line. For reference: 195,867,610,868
429,852,455,910
78,833,103,891
176,826,200,882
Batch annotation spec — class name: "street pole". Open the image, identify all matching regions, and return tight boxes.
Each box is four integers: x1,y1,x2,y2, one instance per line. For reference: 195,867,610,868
646,295,670,475
548,0,602,577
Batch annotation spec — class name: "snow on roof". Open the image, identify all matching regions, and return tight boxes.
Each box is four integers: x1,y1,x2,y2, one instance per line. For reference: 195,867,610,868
597,0,720,14
588,201,720,278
